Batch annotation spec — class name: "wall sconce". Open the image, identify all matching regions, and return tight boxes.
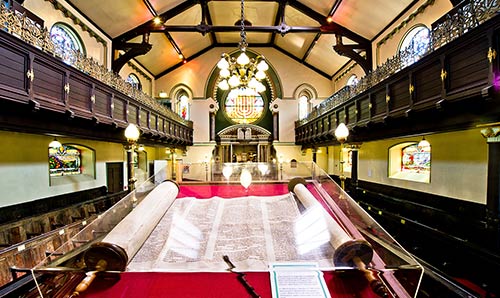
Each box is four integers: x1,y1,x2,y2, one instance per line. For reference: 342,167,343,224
418,137,430,148
334,123,349,190
159,90,168,98
124,124,140,192
49,138,62,149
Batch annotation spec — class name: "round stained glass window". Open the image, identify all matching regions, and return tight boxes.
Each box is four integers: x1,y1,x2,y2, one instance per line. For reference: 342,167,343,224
224,88,264,124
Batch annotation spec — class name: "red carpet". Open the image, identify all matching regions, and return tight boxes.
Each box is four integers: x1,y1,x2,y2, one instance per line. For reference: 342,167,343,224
80,271,381,298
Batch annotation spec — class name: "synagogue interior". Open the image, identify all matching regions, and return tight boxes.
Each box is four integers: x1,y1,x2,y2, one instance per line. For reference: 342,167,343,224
0,0,499,297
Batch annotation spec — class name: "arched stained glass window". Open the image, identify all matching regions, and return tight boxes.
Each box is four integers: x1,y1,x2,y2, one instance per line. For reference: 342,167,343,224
126,73,142,90
346,74,359,87
388,141,431,183
49,145,81,177
401,143,431,173
50,23,85,65
178,92,190,120
224,87,264,124
399,25,430,66
295,84,316,121
298,95,309,120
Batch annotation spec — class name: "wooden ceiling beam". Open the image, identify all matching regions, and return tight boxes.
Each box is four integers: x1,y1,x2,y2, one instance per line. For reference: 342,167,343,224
288,0,369,45
114,0,198,43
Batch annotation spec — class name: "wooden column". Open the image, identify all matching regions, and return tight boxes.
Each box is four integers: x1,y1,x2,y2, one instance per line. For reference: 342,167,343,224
349,144,362,190
480,125,500,249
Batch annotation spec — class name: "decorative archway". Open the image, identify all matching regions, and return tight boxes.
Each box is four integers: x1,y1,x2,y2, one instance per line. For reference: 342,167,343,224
215,123,273,163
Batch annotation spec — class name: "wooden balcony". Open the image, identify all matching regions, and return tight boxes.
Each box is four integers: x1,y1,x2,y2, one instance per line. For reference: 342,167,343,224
0,11,192,146
296,1,500,146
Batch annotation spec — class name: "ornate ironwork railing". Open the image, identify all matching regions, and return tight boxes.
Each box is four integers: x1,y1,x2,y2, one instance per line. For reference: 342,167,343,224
0,2,190,126
297,0,500,126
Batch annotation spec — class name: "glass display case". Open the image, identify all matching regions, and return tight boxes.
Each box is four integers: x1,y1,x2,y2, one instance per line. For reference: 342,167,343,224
31,162,423,298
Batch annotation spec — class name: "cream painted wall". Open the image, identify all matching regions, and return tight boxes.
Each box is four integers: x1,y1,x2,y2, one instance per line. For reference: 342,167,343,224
190,100,212,143
24,0,111,68
0,131,128,208
356,129,487,204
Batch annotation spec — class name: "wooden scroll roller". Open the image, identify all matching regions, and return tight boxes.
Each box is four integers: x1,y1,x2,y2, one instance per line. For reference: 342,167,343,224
288,177,373,267
288,178,391,297
71,180,180,296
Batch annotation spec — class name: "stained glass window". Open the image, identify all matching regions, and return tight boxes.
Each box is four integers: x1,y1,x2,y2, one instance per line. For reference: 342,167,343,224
126,73,142,90
389,141,431,183
401,143,431,173
178,93,189,120
224,88,264,124
346,74,359,87
298,95,309,120
49,145,81,177
50,23,85,65
399,25,430,66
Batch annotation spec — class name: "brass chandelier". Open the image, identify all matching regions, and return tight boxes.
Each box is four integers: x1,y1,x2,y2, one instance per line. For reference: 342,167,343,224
217,0,269,92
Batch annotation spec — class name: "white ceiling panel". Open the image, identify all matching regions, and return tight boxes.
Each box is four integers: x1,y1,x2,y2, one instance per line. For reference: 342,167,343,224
150,0,187,15
332,0,414,39
170,32,212,57
165,5,201,26
131,33,179,76
208,1,278,26
297,0,337,17
68,0,151,38
275,33,318,58
306,34,349,76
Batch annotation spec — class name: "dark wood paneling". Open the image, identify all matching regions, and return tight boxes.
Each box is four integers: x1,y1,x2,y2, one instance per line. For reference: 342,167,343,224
389,77,410,112
68,74,91,116
0,45,28,98
447,37,489,95
94,87,111,118
337,109,346,125
128,104,138,125
140,109,148,128
112,98,126,122
372,88,386,117
359,97,370,121
347,103,357,125
32,58,64,109
413,59,442,107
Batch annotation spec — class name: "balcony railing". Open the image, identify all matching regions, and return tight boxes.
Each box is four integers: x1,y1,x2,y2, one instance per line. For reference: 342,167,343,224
297,0,500,126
